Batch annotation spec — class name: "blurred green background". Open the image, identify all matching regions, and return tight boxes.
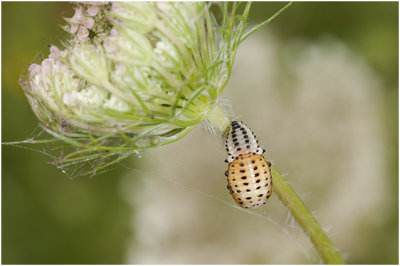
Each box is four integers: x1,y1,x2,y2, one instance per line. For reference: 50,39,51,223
2,2,398,264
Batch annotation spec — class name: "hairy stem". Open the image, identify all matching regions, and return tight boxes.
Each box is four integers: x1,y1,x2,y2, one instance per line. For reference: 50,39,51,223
271,166,344,264
204,103,344,264
202,103,231,136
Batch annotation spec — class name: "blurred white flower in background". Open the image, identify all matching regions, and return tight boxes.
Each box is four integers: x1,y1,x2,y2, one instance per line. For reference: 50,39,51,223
118,32,386,263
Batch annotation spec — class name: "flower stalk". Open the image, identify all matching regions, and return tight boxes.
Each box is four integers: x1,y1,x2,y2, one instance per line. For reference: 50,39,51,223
203,104,344,264
271,166,345,264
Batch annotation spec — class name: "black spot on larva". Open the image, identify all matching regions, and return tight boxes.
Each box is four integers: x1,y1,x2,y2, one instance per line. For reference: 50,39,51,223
239,163,244,166
250,201,253,204
256,179,261,183
239,202,244,205
256,186,261,189
262,164,266,167
246,189,251,192
224,159,228,163
252,152,256,155
259,158,262,161
267,161,272,167
263,149,266,153
243,182,249,186
237,190,241,193
233,138,238,142
258,194,263,197
246,197,251,200
242,131,247,134
235,157,239,160
225,171,228,176
234,142,239,146
240,169,245,173
256,149,259,152
264,171,267,173
232,178,236,181
232,134,237,138
231,171,234,174
245,206,248,209
236,147,241,151
244,135,248,138
246,145,250,148
251,160,255,164
241,176,246,180
234,185,238,187
245,139,250,143
255,173,260,177
267,195,271,198
254,166,258,170
263,202,266,204
265,183,268,187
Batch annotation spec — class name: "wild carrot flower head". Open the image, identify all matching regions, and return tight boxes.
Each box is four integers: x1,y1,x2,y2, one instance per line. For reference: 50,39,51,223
19,2,275,177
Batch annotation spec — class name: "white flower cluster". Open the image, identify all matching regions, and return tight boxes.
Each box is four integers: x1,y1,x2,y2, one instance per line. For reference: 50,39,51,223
28,44,131,127
20,2,251,175
65,2,109,42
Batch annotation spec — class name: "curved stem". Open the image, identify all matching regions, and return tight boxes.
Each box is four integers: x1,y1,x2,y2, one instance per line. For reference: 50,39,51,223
271,166,344,264
204,103,344,264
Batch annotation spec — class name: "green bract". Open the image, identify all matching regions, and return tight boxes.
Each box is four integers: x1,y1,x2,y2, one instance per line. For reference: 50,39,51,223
19,2,271,176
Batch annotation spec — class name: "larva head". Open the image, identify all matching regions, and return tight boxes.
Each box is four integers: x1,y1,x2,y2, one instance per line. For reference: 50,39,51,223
225,121,264,163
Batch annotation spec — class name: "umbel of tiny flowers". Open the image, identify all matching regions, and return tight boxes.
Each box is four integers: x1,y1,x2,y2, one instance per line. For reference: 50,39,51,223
20,2,243,176
20,2,285,177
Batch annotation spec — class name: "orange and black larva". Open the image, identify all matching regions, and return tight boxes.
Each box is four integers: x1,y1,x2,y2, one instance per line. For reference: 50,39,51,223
224,121,272,209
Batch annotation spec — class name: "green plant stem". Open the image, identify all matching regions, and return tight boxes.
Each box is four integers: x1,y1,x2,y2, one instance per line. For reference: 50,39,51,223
204,105,344,264
271,166,344,264
203,103,231,135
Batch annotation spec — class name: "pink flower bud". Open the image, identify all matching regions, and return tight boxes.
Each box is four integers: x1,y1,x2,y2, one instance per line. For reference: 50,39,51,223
70,24,79,34
83,17,95,29
87,6,99,17
28,64,41,75
49,46,61,60
70,7,84,24
77,27,90,41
